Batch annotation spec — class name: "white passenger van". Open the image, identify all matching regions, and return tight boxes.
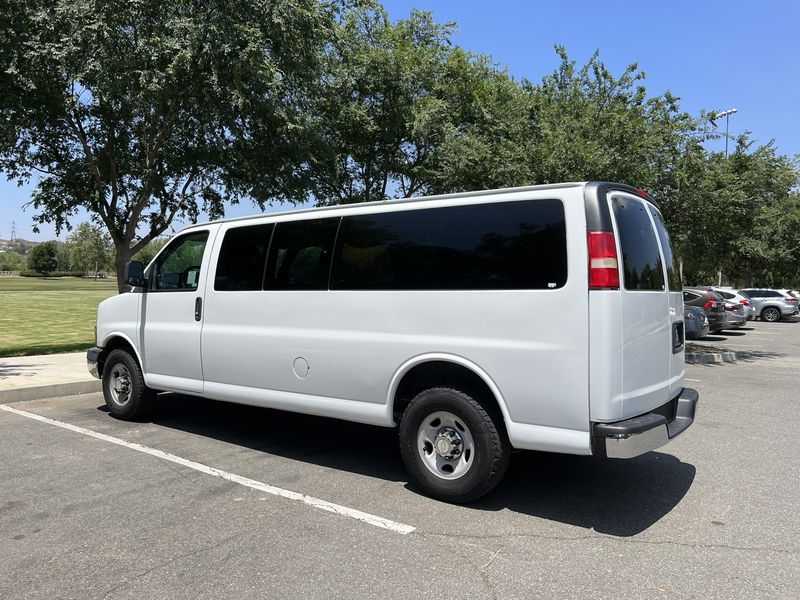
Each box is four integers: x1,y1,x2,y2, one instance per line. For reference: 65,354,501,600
88,181,698,502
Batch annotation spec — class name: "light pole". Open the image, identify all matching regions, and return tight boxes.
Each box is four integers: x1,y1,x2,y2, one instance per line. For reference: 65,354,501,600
716,108,738,157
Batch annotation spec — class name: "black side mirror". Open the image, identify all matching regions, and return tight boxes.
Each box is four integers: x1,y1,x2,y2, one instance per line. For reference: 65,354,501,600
124,261,147,288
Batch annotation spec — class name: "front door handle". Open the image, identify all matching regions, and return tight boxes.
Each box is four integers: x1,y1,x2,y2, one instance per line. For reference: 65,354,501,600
194,297,202,322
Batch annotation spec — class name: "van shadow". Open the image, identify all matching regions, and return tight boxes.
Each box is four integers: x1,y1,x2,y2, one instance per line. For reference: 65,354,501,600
472,450,695,536
133,393,695,537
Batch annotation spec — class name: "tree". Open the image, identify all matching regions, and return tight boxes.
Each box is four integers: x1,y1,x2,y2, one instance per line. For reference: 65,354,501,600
1,0,340,291
0,250,25,271
307,7,526,204
28,241,58,277
66,222,113,277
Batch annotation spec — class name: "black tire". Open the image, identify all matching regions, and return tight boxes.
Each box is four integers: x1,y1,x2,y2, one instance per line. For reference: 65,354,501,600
761,307,781,322
399,387,510,503
102,349,156,420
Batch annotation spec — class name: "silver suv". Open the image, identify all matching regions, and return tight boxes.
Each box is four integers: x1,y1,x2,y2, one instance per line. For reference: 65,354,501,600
739,288,800,322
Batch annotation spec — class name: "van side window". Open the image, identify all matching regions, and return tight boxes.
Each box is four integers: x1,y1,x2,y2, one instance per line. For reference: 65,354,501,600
214,224,273,291
264,218,340,290
649,208,681,291
611,196,665,291
331,199,567,290
152,232,209,291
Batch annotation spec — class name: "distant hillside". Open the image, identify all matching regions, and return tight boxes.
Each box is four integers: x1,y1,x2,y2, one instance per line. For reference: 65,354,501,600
0,238,38,252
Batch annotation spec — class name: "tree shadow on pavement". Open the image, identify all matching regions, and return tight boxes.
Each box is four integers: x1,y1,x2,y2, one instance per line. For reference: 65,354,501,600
733,350,785,363
126,393,695,537
0,361,40,379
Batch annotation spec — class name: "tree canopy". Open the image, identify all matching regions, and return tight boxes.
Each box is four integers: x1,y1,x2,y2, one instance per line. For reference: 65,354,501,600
2,1,799,288
1,0,339,289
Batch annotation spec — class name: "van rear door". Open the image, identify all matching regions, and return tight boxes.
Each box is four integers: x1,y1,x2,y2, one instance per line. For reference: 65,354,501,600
608,192,676,418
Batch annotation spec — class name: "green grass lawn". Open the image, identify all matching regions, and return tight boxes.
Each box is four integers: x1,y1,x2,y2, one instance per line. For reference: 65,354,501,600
0,277,118,357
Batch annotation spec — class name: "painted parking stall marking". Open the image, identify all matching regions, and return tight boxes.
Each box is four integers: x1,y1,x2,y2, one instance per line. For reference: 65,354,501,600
0,404,416,535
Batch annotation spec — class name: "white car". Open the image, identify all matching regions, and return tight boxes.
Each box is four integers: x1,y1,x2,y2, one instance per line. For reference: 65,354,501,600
714,289,755,320
88,182,698,502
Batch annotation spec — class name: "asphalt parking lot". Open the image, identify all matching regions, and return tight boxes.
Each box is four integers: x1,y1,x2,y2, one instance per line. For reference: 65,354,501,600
1,320,799,599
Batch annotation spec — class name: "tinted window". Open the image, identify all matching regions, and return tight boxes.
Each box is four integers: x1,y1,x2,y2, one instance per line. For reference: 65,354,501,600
331,199,567,290
264,218,339,290
611,196,664,291
649,208,681,291
718,291,734,299
214,224,273,291
152,232,209,291
683,291,698,302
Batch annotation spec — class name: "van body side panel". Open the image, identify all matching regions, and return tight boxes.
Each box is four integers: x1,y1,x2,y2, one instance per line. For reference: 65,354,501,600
200,189,592,446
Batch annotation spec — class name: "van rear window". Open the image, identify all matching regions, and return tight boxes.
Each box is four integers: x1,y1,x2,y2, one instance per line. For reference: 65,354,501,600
611,195,665,291
649,208,681,291
331,199,567,290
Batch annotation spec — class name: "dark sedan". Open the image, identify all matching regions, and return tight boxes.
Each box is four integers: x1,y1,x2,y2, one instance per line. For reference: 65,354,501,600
683,287,727,333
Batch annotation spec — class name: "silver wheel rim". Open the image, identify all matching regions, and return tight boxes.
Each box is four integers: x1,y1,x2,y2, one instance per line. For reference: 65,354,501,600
108,363,132,406
416,411,475,480
764,309,779,322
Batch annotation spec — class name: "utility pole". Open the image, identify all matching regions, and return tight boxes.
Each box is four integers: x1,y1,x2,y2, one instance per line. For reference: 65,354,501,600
716,108,738,157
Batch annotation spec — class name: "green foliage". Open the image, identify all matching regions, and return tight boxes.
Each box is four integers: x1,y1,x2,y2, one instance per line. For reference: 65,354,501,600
0,250,25,271
65,222,113,275
2,1,798,286
27,241,59,277
1,0,340,289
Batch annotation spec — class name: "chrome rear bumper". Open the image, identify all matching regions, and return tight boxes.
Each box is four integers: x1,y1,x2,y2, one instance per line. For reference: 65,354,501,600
592,388,699,459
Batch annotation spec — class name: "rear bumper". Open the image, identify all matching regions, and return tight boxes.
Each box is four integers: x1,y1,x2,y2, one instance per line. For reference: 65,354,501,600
87,346,102,379
592,387,699,459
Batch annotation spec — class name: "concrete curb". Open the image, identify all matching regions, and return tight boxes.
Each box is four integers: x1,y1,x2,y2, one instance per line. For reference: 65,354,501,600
0,380,100,404
685,351,737,365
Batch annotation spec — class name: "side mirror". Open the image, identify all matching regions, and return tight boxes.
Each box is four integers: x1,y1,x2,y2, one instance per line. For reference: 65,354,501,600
124,261,147,288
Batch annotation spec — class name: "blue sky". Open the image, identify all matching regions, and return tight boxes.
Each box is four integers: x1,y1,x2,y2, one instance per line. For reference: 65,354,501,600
2,0,798,241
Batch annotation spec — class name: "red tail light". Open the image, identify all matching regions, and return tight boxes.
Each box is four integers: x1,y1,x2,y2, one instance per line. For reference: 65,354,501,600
738,299,749,305
587,231,619,289
785,296,798,303
702,293,715,309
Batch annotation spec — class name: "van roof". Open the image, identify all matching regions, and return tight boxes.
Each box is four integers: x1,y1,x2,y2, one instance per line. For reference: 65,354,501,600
180,180,648,232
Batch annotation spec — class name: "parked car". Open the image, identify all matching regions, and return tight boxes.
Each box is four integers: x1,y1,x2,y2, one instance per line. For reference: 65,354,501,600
684,306,709,340
721,300,746,329
713,288,755,320
683,287,727,333
739,288,800,322
87,181,698,503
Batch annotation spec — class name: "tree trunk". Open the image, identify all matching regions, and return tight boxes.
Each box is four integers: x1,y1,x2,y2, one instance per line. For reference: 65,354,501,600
114,244,133,294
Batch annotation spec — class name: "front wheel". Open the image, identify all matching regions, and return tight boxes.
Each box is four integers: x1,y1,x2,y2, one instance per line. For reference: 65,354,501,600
102,349,155,420
400,387,510,503
761,307,781,322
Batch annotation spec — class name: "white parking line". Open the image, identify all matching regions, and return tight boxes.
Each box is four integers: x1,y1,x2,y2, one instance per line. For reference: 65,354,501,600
0,404,415,535
684,378,702,382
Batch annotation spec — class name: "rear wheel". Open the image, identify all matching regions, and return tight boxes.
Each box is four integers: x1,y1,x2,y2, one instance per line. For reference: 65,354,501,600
761,307,781,322
102,349,155,420
400,387,510,503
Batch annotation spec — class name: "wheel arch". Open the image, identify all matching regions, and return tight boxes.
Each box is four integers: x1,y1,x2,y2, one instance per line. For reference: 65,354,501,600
386,354,511,430
99,333,144,377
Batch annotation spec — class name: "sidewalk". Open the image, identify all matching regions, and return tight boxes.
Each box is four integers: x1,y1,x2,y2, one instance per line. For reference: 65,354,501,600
0,352,99,403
